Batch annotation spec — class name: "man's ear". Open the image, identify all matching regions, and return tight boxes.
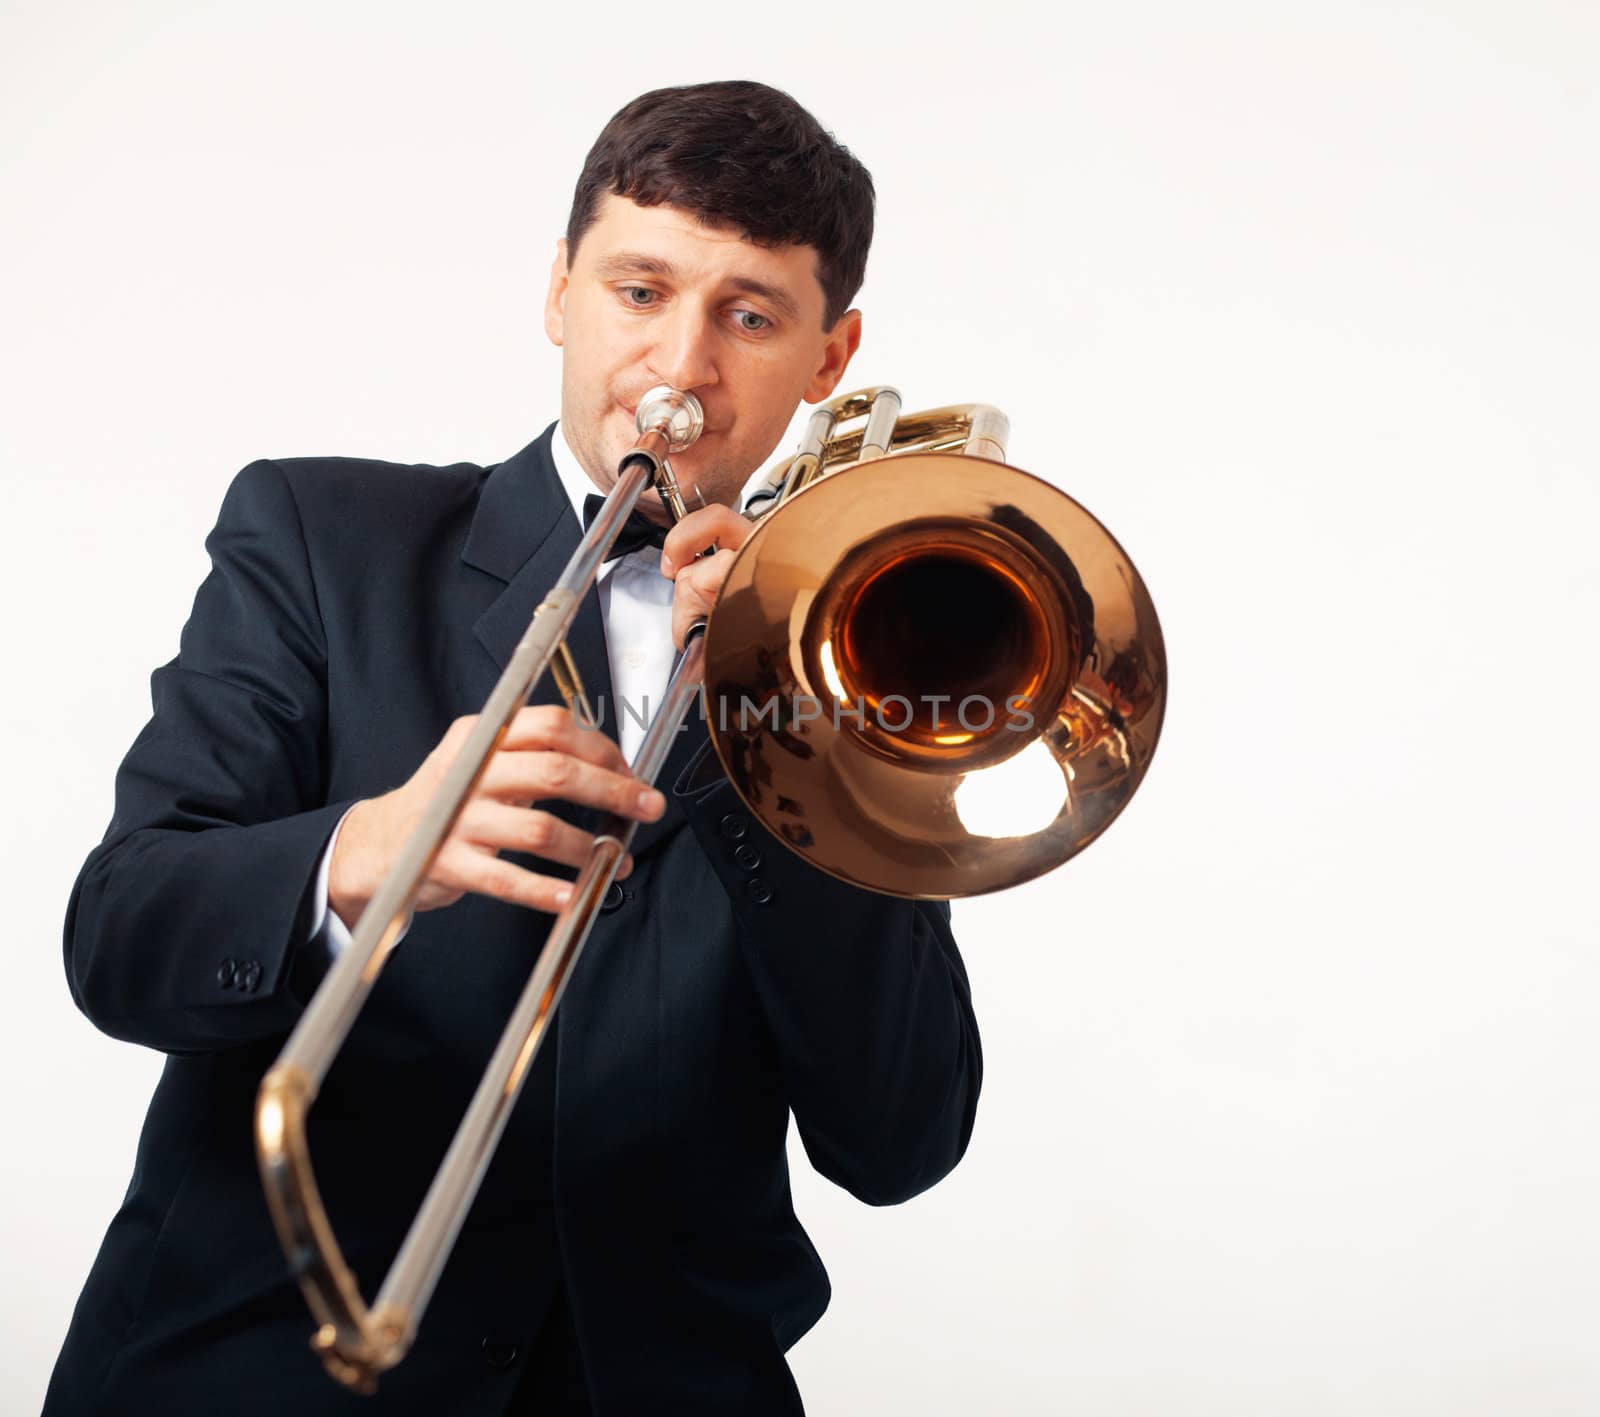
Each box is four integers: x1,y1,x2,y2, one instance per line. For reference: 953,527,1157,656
543,238,571,347
803,308,863,403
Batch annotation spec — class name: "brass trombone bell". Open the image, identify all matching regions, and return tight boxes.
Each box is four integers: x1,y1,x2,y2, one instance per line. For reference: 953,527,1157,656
703,391,1165,899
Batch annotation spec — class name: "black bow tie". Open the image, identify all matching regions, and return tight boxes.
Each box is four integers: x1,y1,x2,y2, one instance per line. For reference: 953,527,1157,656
583,493,669,562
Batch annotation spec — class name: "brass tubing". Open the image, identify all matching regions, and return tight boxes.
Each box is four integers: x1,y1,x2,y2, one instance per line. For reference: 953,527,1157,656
257,390,704,1389
753,395,1006,511
372,637,708,1356
856,387,902,463
258,449,651,1080
961,405,1009,462
776,406,838,507
815,401,1001,475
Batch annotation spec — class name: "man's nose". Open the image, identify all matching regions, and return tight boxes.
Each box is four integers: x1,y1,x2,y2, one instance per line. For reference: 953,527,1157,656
650,306,719,393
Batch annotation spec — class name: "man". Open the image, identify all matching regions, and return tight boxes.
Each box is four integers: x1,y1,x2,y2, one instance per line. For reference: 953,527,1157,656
46,81,981,1416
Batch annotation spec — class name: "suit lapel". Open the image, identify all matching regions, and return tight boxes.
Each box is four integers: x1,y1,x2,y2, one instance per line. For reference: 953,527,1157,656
463,425,615,728
468,528,616,729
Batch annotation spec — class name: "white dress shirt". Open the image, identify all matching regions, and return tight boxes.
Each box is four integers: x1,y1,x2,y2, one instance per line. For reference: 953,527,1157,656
303,422,678,957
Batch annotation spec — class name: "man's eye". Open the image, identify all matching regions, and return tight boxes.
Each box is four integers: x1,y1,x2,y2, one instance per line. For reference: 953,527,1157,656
621,287,657,307
733,310,770,333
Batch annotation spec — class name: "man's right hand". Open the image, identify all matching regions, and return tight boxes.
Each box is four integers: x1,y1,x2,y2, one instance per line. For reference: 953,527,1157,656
327,705,664,930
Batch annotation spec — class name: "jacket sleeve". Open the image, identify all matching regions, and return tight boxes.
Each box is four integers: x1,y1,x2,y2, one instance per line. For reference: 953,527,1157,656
64,458,358,1053
673,745,982,1207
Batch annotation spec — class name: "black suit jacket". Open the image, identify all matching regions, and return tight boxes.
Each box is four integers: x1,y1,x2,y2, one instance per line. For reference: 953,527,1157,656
45,426,982,1416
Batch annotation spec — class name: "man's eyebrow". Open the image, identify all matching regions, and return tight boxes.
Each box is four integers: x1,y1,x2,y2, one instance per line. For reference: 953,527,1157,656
726,277,800,322
592,252,802,322
593,252,676,280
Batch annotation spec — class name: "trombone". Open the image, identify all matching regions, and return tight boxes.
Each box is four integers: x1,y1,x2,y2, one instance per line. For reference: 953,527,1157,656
255,385,1166,1389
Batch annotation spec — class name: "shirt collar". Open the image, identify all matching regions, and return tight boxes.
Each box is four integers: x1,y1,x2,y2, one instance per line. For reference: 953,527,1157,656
548,420,601,528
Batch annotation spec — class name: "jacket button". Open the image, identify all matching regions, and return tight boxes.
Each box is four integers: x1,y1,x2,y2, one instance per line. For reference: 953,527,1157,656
601,882,625,913
238,960,263,993
481,1337,519,1370
746,879,774,906
216,958,237,988
719,813,748,841
733,843,762,872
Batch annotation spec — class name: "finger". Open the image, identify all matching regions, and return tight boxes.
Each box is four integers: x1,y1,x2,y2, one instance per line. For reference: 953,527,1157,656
458,801,636,879
437,844,582,914
679,547,735,597
500,704,634,774
480,750,666,820
457,801,633,877
661,504,751,577
671,549,735,649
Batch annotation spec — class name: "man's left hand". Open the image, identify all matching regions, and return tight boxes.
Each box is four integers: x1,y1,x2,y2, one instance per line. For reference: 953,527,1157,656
661,504,755,649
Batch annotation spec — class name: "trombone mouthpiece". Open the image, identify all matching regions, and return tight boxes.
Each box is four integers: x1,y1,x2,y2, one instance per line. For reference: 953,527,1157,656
636,386,705,452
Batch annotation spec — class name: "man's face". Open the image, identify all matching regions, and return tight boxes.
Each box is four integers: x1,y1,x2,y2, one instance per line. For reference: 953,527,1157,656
544,194,862,521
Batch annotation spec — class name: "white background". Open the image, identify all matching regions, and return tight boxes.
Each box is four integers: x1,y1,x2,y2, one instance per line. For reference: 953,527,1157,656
3,2,1596,1413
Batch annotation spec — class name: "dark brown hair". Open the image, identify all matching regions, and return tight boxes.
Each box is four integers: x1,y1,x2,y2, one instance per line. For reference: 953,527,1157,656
566,81,874,329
